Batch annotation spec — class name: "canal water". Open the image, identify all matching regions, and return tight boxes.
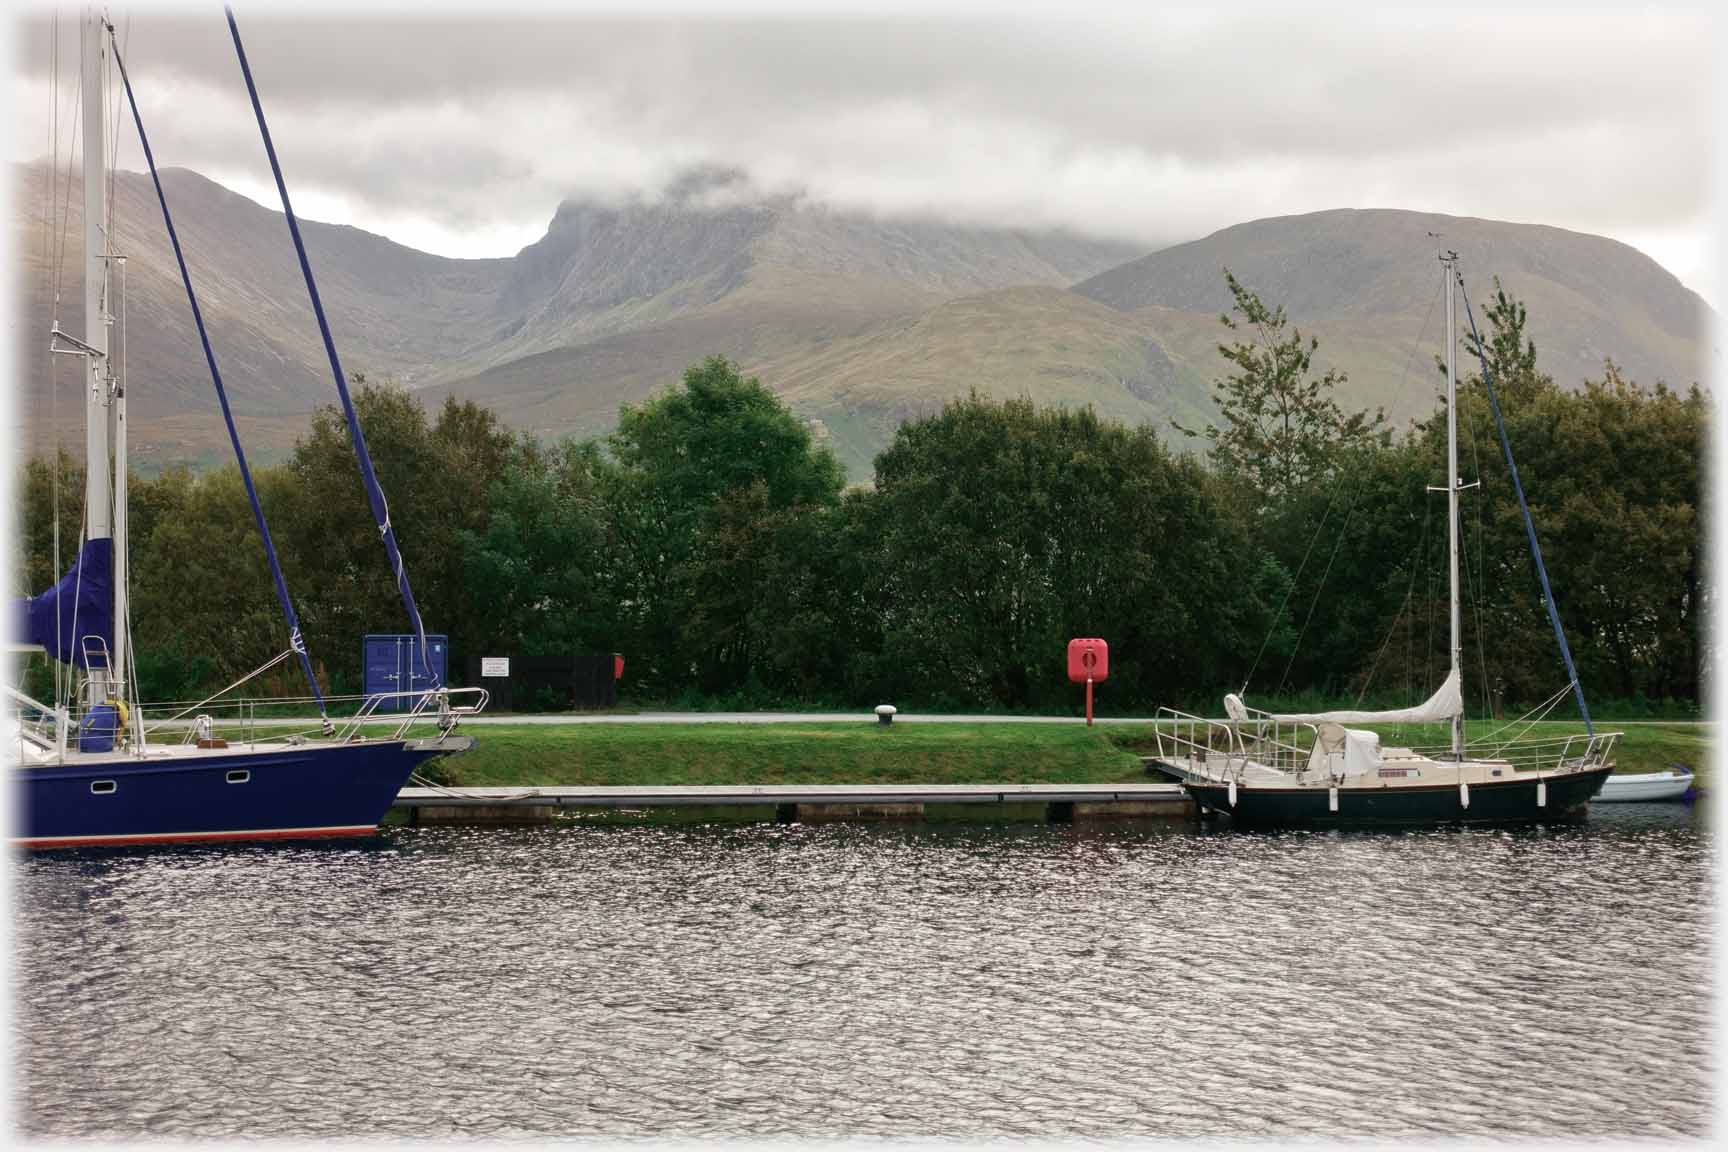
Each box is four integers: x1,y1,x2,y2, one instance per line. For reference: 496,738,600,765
12,804,1715,1141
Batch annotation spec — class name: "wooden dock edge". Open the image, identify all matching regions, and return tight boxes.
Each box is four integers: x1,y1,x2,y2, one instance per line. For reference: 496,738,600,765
395,782,1195,826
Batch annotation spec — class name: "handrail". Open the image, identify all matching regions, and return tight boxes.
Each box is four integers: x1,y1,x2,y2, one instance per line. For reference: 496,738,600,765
8,683,492,761
1404,729,1621,773
1154,707,1250,783
333,685,490,744
5,684,71,761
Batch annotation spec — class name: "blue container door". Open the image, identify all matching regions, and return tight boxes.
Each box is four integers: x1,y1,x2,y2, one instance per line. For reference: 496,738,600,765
405,638,446,711
364,636,406,712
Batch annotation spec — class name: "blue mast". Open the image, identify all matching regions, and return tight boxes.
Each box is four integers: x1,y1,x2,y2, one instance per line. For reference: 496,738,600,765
225,6,435,687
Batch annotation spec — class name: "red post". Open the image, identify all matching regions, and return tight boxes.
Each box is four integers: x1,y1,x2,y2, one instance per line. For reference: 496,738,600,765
1068,638,1108,726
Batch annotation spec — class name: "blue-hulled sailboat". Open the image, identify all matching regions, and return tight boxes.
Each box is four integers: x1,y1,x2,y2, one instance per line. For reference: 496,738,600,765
7,10,485,849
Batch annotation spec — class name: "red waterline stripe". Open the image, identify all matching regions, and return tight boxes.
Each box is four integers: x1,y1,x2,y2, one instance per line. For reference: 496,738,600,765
13,824,378,850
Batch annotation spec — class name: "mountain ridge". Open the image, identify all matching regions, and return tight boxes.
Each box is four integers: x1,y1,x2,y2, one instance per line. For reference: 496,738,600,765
13,164,1713,476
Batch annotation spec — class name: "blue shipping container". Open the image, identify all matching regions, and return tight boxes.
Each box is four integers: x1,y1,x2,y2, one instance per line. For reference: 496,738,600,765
362,633,448,712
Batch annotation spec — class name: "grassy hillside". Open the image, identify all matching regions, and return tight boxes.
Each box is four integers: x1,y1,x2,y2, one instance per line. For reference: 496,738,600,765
18,166,1712,478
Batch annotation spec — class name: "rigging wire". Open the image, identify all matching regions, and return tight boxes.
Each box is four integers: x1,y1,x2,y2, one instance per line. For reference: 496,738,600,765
1354,505,1427,709
1230,265,1440,697
1271,480,1363,700
1475,679,1574,749
227,6,437,691
1261,266,1442,705
1457,274,1594,734
1458,515,1493,719
1351,269,1443,717
1456,324,1495,720
45,11,65,710
1239,495,1336,695
54,20,82,321
106,18,128,233
108,22,333,721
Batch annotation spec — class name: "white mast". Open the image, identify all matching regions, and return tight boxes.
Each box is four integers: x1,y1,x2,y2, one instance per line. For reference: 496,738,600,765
104,20,129,708
1443,251,1464,761
81,10,116,709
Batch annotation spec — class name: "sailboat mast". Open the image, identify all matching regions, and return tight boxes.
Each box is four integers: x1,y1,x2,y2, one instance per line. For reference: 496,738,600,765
81,10,115,708
1443,251,1464,761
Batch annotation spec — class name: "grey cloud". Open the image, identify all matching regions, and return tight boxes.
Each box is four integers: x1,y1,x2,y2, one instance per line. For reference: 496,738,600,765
11,8,1713,293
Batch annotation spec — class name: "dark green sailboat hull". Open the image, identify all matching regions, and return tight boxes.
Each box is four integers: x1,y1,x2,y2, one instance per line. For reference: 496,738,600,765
1179,765,1612,828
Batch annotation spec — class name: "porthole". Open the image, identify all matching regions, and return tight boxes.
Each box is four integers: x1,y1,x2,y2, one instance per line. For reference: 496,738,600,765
226,770,250,785
90,780,116,795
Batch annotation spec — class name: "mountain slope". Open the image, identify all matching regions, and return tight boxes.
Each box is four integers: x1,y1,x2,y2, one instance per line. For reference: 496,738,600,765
13,163,1138,468
1074,209,1710,417
14,166,1713,479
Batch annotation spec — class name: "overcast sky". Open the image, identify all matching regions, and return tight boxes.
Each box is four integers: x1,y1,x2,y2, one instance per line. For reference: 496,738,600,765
9,3,1720,306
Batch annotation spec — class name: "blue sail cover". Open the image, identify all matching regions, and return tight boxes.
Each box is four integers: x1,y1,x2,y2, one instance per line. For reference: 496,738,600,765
14,538,112,666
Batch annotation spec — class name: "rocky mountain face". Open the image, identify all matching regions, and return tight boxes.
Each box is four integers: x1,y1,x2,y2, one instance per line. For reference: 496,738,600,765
13,164,1713,478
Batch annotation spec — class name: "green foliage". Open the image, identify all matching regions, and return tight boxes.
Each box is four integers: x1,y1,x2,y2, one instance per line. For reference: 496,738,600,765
1180,269,1387,502
459,439,612,657
1427,309,1708,711
603,356,846,696
270,379,518,693
856,393,1262,710
11,302,1704,720
11,448,82,597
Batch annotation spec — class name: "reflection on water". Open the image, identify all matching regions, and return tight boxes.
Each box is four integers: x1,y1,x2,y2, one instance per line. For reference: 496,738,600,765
12,803,1714,1140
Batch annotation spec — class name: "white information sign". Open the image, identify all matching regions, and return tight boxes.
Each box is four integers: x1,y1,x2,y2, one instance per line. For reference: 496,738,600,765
481,656,511,678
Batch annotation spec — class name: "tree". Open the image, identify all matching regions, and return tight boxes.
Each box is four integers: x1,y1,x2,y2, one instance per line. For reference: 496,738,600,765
1180,270,1386,503
459,439,613,658
271,379,518,692
130,467,283,699
860,392,1263,710
604,356,845,696
1459,277,1541,404
1413,284,1707,713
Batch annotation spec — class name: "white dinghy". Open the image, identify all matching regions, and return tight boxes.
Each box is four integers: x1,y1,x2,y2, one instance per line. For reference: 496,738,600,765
1595,769,1695,804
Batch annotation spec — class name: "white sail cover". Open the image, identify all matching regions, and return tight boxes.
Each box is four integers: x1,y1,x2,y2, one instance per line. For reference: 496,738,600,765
1223,669,1462,726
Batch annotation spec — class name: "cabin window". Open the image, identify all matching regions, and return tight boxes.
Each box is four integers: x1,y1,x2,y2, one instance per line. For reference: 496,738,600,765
226,770,250,785
90,780,116,795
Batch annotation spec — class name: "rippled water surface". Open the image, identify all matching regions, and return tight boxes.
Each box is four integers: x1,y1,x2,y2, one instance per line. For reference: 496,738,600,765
13,805,1715,1141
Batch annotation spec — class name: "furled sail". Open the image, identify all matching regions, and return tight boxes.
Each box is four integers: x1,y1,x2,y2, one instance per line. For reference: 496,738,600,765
12,539,112,666
1223,668,1461,726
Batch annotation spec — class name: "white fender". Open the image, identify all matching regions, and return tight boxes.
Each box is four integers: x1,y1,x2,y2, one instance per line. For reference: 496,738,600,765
1329,786,1339,813
1459,780,1470,809
1536,779,1546,808
1228,778,1237,808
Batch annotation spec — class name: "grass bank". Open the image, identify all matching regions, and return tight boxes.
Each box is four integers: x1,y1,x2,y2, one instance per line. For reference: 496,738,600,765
419,718,1709,790
426,722,1145,787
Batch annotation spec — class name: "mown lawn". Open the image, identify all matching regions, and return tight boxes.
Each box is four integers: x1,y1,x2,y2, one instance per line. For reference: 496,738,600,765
427,721,1149,787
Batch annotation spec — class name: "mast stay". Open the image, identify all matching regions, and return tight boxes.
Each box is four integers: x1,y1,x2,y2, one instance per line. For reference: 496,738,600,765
105,21,331,723
1456,272,1594,736
224,5,437,688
